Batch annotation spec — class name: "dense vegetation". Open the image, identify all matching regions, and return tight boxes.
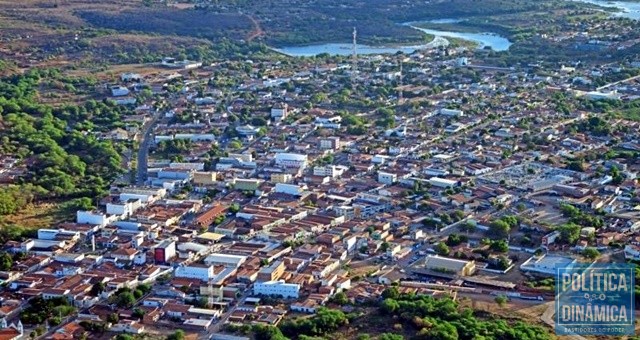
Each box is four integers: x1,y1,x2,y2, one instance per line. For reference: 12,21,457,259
0,70,123,217
242,287,551,339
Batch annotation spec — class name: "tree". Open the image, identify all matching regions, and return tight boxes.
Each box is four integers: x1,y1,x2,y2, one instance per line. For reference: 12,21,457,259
0,252,13,271
381,287,400,300
116,292,136,308
446,234,468,247
330,292,349,306
460,220,476,233
488,220,511,239
490,240,509,253
495,295,508,306
434,242,450,256
582,247,600,260
379,334,404,340
167,330,185,340
90,282,105,296
253,325,286,340
381,242,390,252
381,298,399,314
107,313,119,324
229,203,241,213
558,223,581,245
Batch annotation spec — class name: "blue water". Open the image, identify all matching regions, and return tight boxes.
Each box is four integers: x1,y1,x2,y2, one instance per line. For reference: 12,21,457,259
272,43,436,57
572,0,640,20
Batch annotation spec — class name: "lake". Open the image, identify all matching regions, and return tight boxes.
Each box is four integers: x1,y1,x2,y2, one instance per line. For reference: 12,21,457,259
572,0,640,20
275,23,512,57
409,25,512,52
272,37,449,57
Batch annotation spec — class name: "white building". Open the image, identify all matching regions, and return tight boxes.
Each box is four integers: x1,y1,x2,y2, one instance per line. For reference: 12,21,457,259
111,86,130,97
319,137,340,150
313,165,346,178
204,253,247,268
428,177,458,188
274,183,305,196
377,171,397,185
275,153,308,169
439,108,464,117
271,104,288,121
174,264,215,281
624,245,640,261
169,162,205,171
253,280,300,298
77,211,111,226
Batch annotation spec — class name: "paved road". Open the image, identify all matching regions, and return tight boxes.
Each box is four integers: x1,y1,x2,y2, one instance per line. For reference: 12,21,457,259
136,109,163,185
208,291,251,337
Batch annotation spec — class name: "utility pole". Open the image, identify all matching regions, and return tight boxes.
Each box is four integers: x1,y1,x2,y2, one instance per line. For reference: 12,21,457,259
398,59,404,105
351,27,358,83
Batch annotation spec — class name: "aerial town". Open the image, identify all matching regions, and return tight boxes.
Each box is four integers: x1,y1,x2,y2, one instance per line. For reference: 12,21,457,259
0,0,639,339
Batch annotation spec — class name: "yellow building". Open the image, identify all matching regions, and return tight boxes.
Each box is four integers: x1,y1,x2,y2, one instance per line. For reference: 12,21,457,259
270,173,292,184
193,171,217,185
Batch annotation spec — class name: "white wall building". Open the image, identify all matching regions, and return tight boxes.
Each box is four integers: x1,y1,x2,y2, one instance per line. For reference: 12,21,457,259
253,280,300,298
274,183,305,196
204,253,247,268
275,153,308,169
377,172,397,185
439,108,464,117
77,211,111,226
174,264,215,281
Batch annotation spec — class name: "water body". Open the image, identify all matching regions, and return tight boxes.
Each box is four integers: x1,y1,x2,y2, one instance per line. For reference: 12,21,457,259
572,0,640,20
273,37,449,57
409,25,512,51
275,24,511,57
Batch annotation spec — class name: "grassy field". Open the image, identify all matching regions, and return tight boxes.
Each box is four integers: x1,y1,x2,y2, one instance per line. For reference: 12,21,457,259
0,201,75,230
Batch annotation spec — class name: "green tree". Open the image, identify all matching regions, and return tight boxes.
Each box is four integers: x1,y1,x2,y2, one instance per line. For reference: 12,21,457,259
488,220,511,239
90,282,105,296
490,240,509,253
434,242,450,256
495,295,508,306
558,223,581,244
331,292,349,306
582,247,600,260
0,252,13,271
116,292,136,308
167,330,185,340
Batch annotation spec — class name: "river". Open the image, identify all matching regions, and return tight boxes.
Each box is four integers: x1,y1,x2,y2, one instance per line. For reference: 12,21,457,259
274,0,637,57
274,23,511,57
271,37,449,57
572,0,640,20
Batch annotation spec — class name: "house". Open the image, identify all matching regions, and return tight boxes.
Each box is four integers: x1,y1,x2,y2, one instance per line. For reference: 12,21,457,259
254,280,300,298
423,255,476,276
0,318,23,340
110,321,145,334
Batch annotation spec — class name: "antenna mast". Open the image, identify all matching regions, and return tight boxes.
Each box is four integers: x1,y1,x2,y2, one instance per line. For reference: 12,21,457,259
351,27,358,82
398,59,403,104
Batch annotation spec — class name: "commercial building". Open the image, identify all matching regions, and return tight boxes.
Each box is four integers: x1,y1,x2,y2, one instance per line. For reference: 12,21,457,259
233,178,262,191
270,173,292,184
193,171,218,185
174,264,215,281
421,255,476,277
154,240,176,263
253,280,300,298
377,171,397,185
319,137,340,150
275,153,308,169
520,254,576,276
204,253,247,268
428,177,458,188
257,260,285,282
